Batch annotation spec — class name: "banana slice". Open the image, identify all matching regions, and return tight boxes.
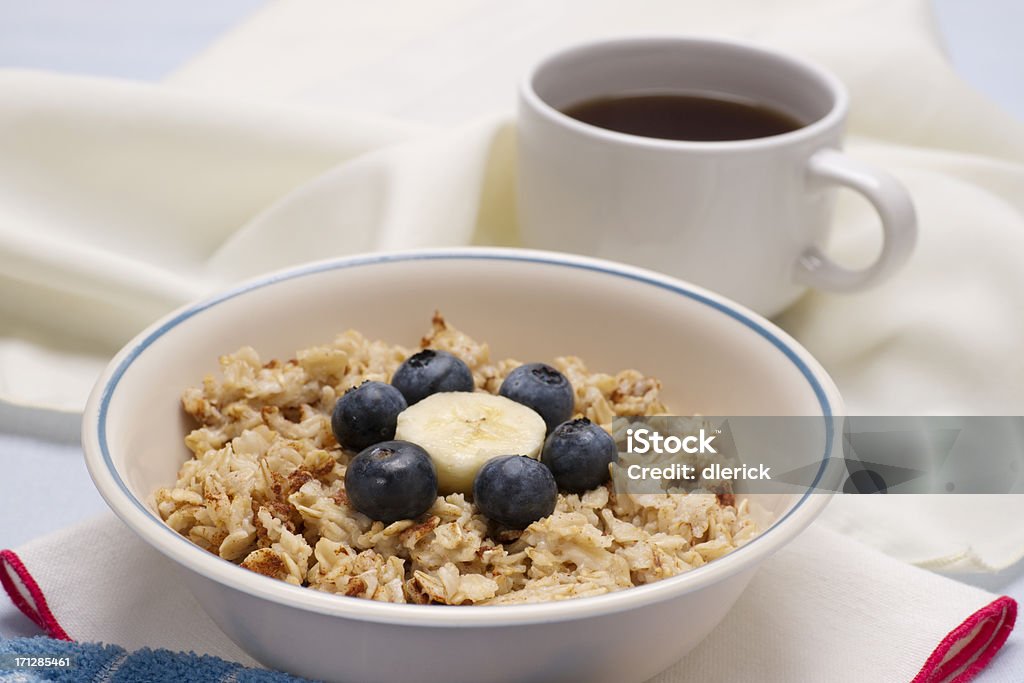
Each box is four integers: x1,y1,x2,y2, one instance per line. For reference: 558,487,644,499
394,391,547,495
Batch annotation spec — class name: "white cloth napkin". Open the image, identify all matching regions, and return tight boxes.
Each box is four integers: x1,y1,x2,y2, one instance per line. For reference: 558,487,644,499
1,0,1023,588
1,515,1015,682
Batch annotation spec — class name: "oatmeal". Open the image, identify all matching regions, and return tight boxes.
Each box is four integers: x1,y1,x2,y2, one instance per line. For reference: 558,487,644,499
154,314,759,605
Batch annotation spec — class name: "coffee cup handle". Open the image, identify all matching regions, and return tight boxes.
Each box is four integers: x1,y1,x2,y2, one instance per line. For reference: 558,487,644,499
796,148,917,292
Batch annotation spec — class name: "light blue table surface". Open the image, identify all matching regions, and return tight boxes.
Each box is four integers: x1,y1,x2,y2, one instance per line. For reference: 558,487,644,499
1,0,1023,679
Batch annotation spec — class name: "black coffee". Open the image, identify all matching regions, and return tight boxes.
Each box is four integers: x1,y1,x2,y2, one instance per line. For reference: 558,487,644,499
561,92,804,142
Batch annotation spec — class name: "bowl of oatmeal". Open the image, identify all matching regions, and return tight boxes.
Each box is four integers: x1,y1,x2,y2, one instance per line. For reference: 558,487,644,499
82,248,843,683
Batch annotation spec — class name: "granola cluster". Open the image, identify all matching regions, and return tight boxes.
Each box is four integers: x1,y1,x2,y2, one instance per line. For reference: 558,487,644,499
154,315,758,604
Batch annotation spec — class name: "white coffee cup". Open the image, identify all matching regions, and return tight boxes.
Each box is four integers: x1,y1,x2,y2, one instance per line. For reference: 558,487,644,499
517,36,917,316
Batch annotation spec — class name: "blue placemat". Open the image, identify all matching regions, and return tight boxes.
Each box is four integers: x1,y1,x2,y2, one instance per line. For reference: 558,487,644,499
0,637,315,682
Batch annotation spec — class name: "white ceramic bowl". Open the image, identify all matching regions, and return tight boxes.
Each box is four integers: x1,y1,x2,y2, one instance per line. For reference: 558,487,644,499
83,248,843,683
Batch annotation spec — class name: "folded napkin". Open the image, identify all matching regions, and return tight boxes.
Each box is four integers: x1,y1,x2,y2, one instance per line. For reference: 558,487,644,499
0,637,310,682
0,515,1016,682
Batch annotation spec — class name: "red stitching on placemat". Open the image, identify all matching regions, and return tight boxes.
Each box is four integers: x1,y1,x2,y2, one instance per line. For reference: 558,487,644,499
0,549,72,641
911,596,1017,683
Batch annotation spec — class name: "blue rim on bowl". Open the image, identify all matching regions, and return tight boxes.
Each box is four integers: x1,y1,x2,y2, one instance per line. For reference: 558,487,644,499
84,247,843,627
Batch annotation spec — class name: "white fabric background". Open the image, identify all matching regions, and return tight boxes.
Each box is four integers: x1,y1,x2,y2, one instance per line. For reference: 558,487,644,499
3,0,1024,415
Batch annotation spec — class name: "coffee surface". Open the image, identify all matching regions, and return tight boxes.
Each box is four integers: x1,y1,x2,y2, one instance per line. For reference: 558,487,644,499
561,92,804,142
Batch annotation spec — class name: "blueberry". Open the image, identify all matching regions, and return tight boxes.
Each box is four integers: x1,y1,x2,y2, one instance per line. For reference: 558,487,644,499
345,440,438,523
391,349,475,405
331,381,408,451
498,363,575,433
542,418,618,493
473,455,557,529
